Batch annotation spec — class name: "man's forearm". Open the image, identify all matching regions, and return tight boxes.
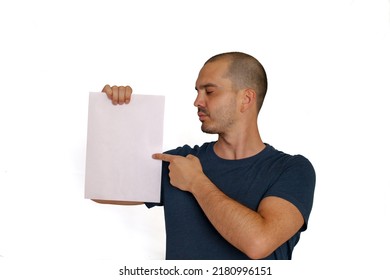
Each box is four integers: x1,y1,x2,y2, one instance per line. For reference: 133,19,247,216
190,177,269,259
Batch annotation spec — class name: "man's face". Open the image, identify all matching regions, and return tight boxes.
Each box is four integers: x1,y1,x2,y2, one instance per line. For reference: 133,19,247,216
194,60,240,135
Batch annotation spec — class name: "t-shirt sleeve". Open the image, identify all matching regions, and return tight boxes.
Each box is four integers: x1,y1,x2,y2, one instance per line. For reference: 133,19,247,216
264,155,316,231
145,160,168,209
145,145,196,209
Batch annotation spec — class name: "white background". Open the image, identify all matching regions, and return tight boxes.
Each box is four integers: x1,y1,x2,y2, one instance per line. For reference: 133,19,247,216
0,0,389,278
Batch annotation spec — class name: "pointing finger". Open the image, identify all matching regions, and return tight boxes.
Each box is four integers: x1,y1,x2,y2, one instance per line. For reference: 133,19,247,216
152,153,178,162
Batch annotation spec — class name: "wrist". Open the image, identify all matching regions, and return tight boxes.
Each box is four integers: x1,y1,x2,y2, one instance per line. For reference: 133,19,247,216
190,174,217,198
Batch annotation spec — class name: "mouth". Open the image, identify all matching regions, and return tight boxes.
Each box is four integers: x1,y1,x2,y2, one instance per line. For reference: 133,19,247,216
198,115,207,122
197,110,208,122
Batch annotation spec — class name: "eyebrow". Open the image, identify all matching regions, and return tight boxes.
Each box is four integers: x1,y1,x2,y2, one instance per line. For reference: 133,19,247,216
195,83,219,91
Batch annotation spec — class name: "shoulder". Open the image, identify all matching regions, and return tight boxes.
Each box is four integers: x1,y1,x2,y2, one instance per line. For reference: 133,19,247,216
263,145,316,206
265,145,315,177
286,154,315,177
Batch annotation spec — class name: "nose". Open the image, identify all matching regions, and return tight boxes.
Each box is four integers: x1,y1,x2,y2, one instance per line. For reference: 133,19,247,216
194,92,205,108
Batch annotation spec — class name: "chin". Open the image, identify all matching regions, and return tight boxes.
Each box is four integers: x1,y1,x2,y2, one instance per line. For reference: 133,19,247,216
201,124,219,135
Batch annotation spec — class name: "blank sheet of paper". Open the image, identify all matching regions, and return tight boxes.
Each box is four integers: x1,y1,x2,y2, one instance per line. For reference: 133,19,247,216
85,92,164,202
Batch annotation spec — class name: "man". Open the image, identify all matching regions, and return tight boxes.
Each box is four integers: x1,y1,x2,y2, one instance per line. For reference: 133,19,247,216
96,52,316,260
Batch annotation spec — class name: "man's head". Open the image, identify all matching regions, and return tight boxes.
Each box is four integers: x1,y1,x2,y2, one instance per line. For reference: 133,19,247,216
194,52,268,135
204,52,268,113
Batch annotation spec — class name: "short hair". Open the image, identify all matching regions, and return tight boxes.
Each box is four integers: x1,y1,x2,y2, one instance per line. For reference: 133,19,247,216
205,52,268,112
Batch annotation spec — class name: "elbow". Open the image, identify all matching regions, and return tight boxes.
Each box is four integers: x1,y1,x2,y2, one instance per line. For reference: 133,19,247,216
246,250,272,260
242,237,274,260
245,248,272,260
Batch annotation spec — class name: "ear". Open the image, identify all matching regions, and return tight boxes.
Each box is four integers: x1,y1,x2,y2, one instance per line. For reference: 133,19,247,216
240,88,256,113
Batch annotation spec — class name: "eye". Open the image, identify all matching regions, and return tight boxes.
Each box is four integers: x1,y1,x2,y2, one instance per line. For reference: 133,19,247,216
205,87,215,95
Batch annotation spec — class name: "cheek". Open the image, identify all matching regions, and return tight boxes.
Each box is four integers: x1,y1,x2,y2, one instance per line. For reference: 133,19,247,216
215,102,237,120
209,94,238,117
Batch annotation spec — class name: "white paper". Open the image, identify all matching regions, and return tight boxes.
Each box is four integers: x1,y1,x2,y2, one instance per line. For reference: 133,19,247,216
84,92,164,202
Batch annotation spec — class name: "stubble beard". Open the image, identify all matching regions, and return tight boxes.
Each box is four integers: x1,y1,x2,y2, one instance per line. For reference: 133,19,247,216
198,96,237,134
201,123,217,134
200,109,235,135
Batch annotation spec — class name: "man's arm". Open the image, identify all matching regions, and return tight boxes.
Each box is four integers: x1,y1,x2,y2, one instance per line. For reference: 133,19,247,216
193,183,303,259
152,153,304,259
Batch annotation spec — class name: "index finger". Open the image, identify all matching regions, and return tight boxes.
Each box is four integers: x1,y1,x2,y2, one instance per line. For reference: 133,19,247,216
152,153,179,162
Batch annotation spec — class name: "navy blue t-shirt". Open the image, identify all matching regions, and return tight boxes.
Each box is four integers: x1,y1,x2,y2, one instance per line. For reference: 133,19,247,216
147,142,316,260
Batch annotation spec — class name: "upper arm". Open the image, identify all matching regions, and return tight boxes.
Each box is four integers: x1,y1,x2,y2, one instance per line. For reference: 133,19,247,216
256,196,304,254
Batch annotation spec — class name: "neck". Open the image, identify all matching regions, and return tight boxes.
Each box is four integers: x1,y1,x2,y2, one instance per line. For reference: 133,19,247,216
214,123,265,160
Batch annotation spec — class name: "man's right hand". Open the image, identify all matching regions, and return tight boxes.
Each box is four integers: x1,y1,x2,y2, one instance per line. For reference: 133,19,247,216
102,84,132,105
